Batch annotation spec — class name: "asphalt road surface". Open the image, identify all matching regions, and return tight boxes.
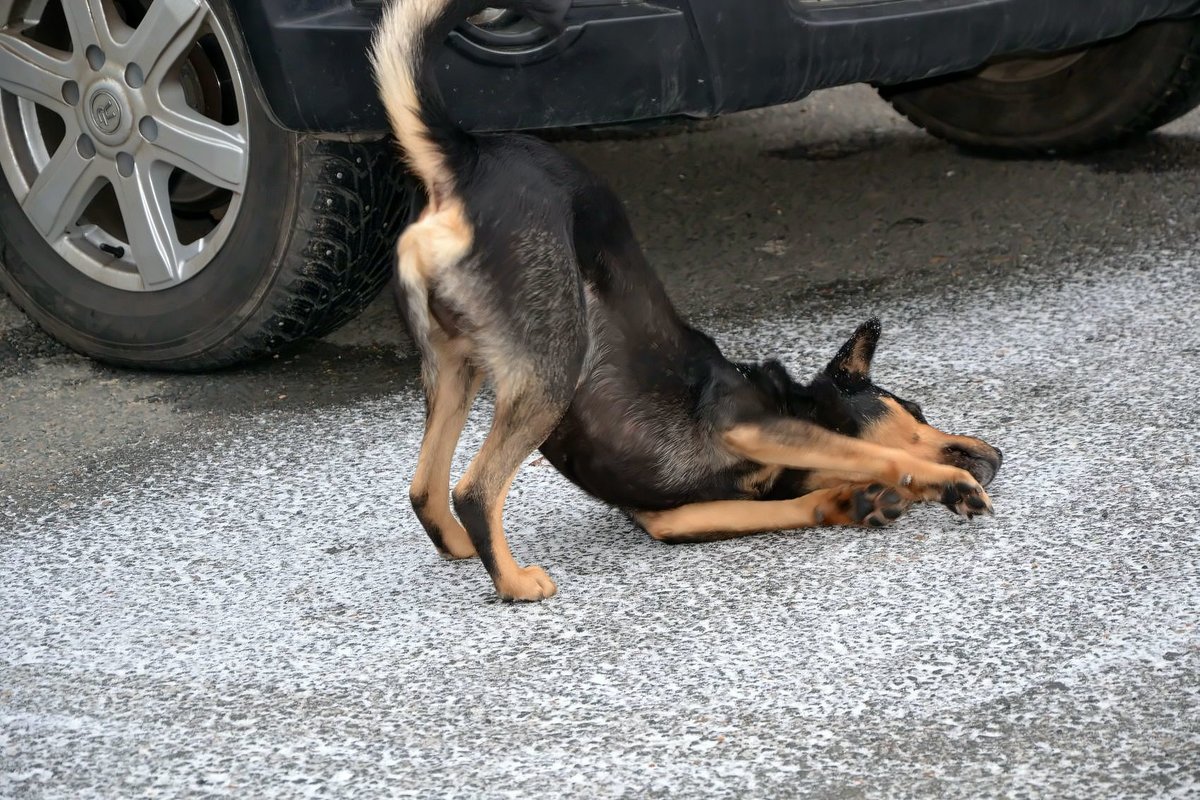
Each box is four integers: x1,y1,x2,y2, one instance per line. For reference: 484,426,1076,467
2,86,1199,799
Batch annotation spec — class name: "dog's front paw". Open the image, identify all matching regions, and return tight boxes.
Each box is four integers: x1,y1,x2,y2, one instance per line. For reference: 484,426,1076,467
936,479,993,518
902,465,993,518
817,483,912,528
852,483,912,527
495,565,558,602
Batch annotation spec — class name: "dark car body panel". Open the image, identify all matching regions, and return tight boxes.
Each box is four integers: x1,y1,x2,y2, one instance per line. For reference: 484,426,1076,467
229,0,1200,133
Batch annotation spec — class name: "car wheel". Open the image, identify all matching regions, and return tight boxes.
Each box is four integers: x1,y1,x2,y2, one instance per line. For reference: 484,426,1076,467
0,0,413,370
879,19,1200,155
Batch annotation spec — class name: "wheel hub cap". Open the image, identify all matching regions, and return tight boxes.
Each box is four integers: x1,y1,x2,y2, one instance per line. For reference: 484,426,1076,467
85,84,130,142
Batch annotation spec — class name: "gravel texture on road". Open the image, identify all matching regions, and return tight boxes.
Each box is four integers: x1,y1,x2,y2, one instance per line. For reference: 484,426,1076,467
4,247,1199,798
3,87,1200,798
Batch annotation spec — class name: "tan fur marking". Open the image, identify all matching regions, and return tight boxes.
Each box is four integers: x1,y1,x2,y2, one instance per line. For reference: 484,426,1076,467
723,423,909,483
369,0,460,202
397,202,473,285
409,334,481,560
722,420,988,504
861,397,948,463
637,495,827,541
636,482,907,542
738,463,785,495
842,340,873,376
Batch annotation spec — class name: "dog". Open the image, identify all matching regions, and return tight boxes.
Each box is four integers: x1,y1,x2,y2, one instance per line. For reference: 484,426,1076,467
370,0,1003,601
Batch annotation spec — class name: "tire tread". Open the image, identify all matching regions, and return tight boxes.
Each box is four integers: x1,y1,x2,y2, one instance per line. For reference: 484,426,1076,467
178,137,411,370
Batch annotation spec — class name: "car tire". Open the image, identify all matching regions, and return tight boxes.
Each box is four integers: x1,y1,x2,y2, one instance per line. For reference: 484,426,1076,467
879,19,1200,155
0,0,413,370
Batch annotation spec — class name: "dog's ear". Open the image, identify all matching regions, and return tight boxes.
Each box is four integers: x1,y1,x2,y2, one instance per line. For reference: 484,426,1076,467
824,318,881,382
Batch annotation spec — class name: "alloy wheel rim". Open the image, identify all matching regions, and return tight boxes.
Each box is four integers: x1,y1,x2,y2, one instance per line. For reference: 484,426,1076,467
977,50,1088,84
0,0,249,292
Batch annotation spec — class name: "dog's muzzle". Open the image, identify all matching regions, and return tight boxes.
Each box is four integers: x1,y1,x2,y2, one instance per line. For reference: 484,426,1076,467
946,443,1003,487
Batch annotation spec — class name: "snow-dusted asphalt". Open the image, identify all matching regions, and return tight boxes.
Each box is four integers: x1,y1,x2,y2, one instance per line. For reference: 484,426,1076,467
3,90,1200,798
5,248,1199,798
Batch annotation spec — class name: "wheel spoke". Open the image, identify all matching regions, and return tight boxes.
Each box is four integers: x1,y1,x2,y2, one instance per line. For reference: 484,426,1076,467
0,31,73,114
151,106,247,192
113,160,183,288
122,0,205,83
22,136,104,239
61,0,111,50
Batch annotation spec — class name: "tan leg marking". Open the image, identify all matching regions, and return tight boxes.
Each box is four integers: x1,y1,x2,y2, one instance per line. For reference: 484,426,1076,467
722,420,992,514
453,387,567,602
409,334,481,559
636,483,912,543
399,201,481,559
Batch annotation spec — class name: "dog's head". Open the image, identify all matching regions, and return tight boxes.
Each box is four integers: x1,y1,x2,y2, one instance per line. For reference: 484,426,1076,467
748,316,1003,484
779,318,1002,487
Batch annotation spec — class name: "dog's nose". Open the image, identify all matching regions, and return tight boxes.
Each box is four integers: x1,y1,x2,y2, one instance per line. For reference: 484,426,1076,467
945,442,1002,487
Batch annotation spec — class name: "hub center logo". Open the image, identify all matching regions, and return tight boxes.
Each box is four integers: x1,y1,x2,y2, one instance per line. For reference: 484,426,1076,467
90,91,121,134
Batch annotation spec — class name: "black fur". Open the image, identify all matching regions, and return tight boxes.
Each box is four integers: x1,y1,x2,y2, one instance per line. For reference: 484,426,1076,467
452,489,497,576
427,123,992,510
409,493,450,553
374,0,1001,598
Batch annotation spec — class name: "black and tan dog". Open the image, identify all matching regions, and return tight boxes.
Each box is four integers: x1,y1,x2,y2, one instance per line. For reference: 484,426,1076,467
370,0,1002,601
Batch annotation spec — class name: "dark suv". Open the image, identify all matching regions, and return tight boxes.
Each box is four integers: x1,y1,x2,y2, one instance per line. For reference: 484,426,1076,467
3,0,1199,369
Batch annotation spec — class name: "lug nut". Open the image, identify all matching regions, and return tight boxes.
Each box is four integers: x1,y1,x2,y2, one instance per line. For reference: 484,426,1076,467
85,45,105,70
138,116,158,142
125,63,144,89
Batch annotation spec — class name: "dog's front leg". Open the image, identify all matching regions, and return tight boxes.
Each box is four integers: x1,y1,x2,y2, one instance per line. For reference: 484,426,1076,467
635,483,912,543
722,419,992,517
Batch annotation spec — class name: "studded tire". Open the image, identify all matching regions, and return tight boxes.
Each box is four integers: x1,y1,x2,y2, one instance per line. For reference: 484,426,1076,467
879,18,1200,156
0,0,413,371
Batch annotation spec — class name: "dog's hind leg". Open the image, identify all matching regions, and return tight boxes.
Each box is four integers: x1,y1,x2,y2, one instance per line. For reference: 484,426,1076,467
397,206,481,559
635,483,913,543
409,330,482,559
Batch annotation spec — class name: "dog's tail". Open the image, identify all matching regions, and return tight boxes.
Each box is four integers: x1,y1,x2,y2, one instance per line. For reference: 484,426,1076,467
369,0,570,205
